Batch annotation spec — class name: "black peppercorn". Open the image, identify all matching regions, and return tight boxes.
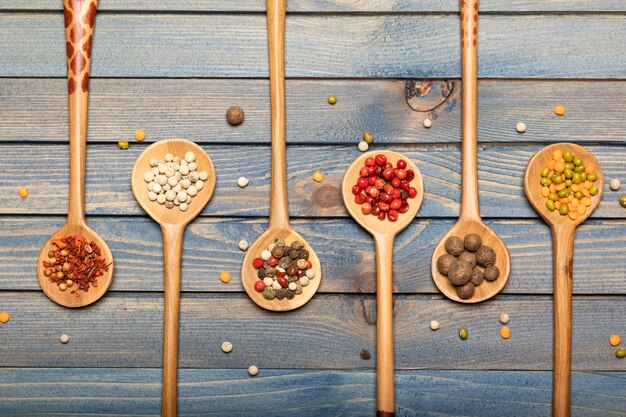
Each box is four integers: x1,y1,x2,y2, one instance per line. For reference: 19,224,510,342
299,249,309,260
289,249,300,259
360,349,371,360
257,269,266,279
271,247,285,258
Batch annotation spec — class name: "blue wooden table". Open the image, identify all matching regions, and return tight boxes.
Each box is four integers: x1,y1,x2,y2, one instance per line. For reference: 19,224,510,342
1,1,625,416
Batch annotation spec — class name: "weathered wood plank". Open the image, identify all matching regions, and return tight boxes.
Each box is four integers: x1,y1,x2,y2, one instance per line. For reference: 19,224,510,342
1,14,625,78
3,79,626,145
1,144,624,218
0,368,625,416
0,292,624,370
2,0,624,12
3,217,626,295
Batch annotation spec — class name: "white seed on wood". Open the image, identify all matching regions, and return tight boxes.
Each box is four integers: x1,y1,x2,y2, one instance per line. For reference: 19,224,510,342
165,190,176,201
167,176,178,187
60,334,70,344
221,341,233,353
429,320,440,330
156,175,168,186
152,183,162,194
358,141,369,152
162,184,171,192
179,165,190,175
516,122,527,133
151,167,159,176
239,239,249,251
248,365,259,376
165,153,174,162
177,191,188,202
237,177,249,188
181,179,191,189
199,171,209,181
610,178,621,191
272,281,282,290
288,282,297,291
499,313,510,324
306,269,315,279
263,277,273,286
184,151,196,163
299,276,309,286
149,158,159,167
196,180,204,191
261,250,271,260
423,118,432,128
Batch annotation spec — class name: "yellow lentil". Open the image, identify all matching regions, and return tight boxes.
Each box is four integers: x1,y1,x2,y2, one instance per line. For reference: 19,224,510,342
0,311,9,323
312,171,324,182
18,187,29,198
219,271,231,283
541,187,550,197
500,326,511,339
610,334,621,347
554,105,566,116
134,129,146,141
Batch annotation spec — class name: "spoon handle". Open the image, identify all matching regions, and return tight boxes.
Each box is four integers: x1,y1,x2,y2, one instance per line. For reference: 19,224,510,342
161,224,185,417
267,0,290,230
64,0,97,226
373,233,396,416
459,0,481,222
551,224,575,417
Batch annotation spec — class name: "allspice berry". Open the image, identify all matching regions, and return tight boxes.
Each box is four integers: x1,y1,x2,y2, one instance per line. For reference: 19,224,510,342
470,266,484,286
476,245,496,267
447,260,473,286
226,106,245,125
444,236,465,256
458,251,476,268
484,265,500,281
464,233,482,252
437,254,456,275
456,281,475,299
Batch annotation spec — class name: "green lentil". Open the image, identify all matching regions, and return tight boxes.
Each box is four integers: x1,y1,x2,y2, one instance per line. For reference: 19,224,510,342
574,165,585,173
573,157,583,167
574,191,584,200
589,186,599,196
619,195,626,208
588,173,598,182
617,348,626,358
572,173,582,184
327,95,337,105
563,151,573,162
546,200,556,211
565,180,573,187
363,131,374,144
552,174,563,184
549,193,559,202
540,167,550,178
565,162,575,171
117,140,129,149
540,178,552,187
564,169,573,179
459,327,468,340
559,204,569,215
558,189,570,198
581,172,587,182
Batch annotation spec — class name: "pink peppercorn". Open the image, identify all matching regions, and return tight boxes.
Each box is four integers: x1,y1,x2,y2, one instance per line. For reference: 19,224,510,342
252,258,264,269
254,281,266,292
388,209,398,221
277,277,289,288
306,260,312,269
268,257,279,267
397,159,407,169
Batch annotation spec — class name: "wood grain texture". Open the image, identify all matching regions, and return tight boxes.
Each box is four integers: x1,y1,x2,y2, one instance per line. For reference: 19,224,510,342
2,0,624,12
4,217,626,295
0,292,625,370
1,15,625,78
2,79,626,145
2,144,626,218
0,368,625,416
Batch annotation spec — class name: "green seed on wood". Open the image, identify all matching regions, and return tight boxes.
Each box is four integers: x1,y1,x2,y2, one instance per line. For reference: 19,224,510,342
363,131,374,144
459,327,468,340
117,140,129,149
616,348,626,358
619,195,626,208
327,95,337,105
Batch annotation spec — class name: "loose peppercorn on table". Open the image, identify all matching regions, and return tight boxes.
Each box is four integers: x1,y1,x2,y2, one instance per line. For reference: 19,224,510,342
1,1,626,416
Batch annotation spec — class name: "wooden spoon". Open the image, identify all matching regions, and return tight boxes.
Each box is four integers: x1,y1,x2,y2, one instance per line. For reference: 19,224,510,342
524,143,603,417
241,0,322,312
430,0,511,303
342,151,424,417
37,0,114,308
131,139,216,417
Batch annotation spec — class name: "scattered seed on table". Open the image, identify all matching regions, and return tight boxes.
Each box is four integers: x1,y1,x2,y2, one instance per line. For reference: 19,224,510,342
18,187,29,198
459,327,468,340
134,129,146,141
360,349,371,360
620,195,626,208
0,311,10,323
610,334,621,347
500,326,511,339
248,365,259,376
516,122,526,133
327,95,337,105
358,141,369,152
313,171,324,182
363,131,374,144
221,341,233,353
237,177,250,188
616,348,626,359
238,240,249,251
430,320,439,330
226,106,245,126
219,272,231,283
499,313,510,324
610,179,621,191
554,104,566,116
118,140,129,149
423,118,432,128
60,334,70,344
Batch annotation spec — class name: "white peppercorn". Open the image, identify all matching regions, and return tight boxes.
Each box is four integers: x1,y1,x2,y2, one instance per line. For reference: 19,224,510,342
167,176,178,187
156,194,166,204
165,153,174,162
148,191,158,201
149,158,159,167
261,250,271,260
499,313,510,324
263,277,273,287
184,151,196,163
238,239,249,251
177,191,188,202
423,118,432,128
237,177,249,188
305,269,315,279
288,282,297,291
60,334,70,344
516,122,527,133
144,172,155,182
188,162,197,172
196,180,204,191
248,365,258,376
272,281,282,290
179,165,190,175
610,179,621,191
221,341,233,353
429,320,439,330
187,185,197,196
199,171,209,181
165,190,176,201
299,276,309,286
358,141,369,152
179,203,188,211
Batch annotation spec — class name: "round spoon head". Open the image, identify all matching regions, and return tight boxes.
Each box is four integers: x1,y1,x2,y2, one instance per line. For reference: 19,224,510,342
131,139,216,226
524,142,603,227
341,151,424,237
242,228,322,312
431,220,511,303
37,223,114,308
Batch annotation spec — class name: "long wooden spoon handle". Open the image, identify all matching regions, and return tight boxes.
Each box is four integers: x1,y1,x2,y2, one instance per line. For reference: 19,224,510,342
161,224,185,417
373,233,396,416
459,0,481,222
267,0,290,230
64,0,97,226
551,224,575,417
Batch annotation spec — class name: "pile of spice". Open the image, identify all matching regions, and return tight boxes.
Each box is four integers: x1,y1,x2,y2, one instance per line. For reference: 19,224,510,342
437,234,499,299
143,151,209,212
251,238,316,300
351,154,418,221
42,235,110,292
539,149,599,220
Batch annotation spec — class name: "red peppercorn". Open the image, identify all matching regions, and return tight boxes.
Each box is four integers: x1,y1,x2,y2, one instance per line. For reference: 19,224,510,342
268,257,279,267
390,189,401,199
372,205,381,215
390,199,402,210
405,170,415,181
379,202,390,212
391,177,401,188
374,165,382,175
366,166,376,176
252,258,264,269
276,268,286,277
359,166,369,177
355,193,366,204
368,188,380,198
361,202,372,215
357,177,368,188
277,277,289,288
397,159,407,169
368,176,376,185
375,154,387,166
388,209,398,221
374,178,386,189
398,202,409,213
365,157,375,167
383,168,395,180
352,185,362,195
378,211,386,220
296,269,306,278
400,181,410,191
408,187,417,198
395,169,407,180
254,281,266,292
306,260,312,269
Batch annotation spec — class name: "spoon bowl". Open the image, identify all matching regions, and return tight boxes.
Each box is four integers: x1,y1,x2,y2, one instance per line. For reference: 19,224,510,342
342,150,424,416
431,220,510,303
37,223,113,308
131,138,216,417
